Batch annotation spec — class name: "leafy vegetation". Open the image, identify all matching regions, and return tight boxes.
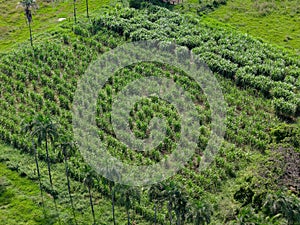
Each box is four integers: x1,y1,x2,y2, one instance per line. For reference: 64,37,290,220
92,5,300,118
0,1,300,224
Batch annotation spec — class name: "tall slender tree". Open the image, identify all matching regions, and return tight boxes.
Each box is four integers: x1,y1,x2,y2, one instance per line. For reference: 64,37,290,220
73,0,77,24
18,0,38,47
86,0,89,18
187,201,212,225
84,168,97,225
27,114,58,189
32,140,46,216
100,166,120,225
22,120,46,216
58,136,78,225
22,114,60,221
116,184,141,225
149,183,166,225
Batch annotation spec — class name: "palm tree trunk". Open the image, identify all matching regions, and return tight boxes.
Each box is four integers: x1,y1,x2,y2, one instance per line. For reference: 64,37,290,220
45,137,60,224
168,202,173,225
28,21,33,47
111,184,116,225
86,0,89,18
64,155,77,224
73,0,77,24
154,204,157,225
25,8,33,47
88,186,96,224
45,137,53,188
127,208,130,225
33,141,45,216
176,212,180,225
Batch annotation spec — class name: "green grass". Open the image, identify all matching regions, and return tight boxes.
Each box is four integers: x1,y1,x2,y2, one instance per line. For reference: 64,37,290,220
0,0,114,52
0,143,151,225
207,0,300,54
0,162,51,225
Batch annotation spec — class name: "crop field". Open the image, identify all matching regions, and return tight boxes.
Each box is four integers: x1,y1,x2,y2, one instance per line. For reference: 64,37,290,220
0,1,300,225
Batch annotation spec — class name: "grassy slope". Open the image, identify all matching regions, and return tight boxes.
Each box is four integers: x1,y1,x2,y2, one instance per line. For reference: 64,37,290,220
0,163,48,225
0,1,150,224
0,0,113,52
207,0,300,54
0,143,149,225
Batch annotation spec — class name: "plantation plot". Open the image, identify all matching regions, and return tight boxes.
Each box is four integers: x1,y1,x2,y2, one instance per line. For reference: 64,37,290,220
0,3,300,225
93,5,300,118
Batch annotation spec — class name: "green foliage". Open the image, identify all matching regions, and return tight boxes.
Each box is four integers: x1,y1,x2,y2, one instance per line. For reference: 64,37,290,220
93,5,300,118
129,0,175,9
0,178,14,206
234,186,254,207
129,0,142,9
263,192,300,225
0,3,300,225
188,200,213,225
271,123,300,148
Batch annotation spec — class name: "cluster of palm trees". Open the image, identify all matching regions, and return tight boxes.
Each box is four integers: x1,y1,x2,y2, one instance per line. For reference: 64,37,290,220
21,114,212,225
20,114,136,224
22,114,100,224
22,113,71,222
149,182,212,225
18,0,90,48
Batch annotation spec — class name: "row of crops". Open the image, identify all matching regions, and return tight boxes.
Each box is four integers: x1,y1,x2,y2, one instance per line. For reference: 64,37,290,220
0,4,299,224
0,26,245,195
93,5,300,118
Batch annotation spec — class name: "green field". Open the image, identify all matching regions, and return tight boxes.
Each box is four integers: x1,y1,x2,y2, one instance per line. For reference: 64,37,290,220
0,0,300,225
0,0,113,52
208,0,300,54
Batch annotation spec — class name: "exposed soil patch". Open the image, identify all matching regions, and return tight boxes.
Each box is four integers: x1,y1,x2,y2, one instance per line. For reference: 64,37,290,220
278,147,300,196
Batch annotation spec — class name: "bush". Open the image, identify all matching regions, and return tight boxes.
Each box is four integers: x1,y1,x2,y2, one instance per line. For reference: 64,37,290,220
129,0,142,9
263,192,300,225
273,98,297,118
270,124,300,148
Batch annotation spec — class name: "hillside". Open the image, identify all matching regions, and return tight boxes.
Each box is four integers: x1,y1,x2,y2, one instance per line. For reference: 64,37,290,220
208,0,300,54
0,1,300,225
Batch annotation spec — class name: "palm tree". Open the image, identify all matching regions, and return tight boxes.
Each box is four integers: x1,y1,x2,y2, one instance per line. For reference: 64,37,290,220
116,184,141,225
149,183,166,225
22,114,60,220
173,189,188,225
23,114,60,221
159,181,188,225
32,140,46,216
58,136,77,224
188,201,212,225
86,0,89,18
100,166,120,225
73,0,77,24
27,114,58,189
18,0,38,47
23,119,46,216
84,167,97,225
